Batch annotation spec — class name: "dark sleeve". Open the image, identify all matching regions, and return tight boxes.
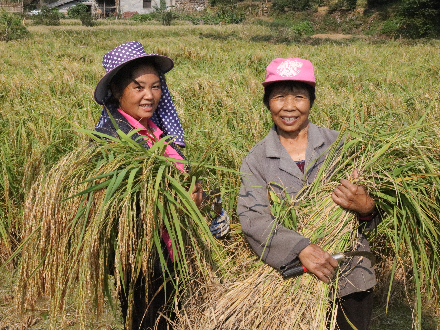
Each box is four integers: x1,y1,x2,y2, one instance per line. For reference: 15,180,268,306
168,141,187,162
359,208,382,231
237,156,310,271
93,119,151,149
94,126,119,140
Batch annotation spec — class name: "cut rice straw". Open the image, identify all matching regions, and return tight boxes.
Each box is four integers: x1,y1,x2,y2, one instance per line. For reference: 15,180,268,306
15,128,224,329
174,114,440,330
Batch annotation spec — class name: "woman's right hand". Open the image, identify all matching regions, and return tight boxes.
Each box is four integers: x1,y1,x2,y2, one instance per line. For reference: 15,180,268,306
298,243,339,283
331,169,375,216
190,181,204,209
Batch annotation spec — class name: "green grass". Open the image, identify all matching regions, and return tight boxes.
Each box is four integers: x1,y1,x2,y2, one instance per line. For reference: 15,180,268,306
1,21,440,328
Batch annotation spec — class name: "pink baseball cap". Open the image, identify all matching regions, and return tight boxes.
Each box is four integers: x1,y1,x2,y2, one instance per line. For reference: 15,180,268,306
262,58,316,88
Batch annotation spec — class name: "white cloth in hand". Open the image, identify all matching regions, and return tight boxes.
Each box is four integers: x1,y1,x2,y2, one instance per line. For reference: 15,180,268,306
209,210,230,238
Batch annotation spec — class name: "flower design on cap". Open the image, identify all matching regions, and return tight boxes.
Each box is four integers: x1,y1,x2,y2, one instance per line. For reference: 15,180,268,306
276,60,303,77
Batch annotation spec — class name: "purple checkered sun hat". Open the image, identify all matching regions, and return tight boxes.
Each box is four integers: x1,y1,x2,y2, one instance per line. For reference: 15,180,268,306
94,41,174,104
94,41,185,146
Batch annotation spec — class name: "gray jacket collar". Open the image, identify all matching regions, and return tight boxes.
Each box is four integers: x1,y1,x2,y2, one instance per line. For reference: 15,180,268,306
264,122,325,180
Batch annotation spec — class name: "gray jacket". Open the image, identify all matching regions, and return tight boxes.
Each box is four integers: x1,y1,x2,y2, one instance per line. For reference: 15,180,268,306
237,122,378,297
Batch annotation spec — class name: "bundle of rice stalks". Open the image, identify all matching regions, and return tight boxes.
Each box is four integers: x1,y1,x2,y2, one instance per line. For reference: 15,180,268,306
11,128,222,329
174,115,440,330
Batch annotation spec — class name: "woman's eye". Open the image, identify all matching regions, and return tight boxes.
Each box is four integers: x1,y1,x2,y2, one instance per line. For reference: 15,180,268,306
153,85,161,89
272,95,284,100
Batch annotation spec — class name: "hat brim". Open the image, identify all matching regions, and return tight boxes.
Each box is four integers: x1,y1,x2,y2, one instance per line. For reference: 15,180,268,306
94,54,174,105
262,79,316,88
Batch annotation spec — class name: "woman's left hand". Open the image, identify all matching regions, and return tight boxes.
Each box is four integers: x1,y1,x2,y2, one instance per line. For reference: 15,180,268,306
331,169,375,215
191,181,204,210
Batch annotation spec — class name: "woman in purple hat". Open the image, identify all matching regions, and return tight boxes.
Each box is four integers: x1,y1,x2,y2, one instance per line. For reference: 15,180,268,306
237,58,380,330
93,41,230,330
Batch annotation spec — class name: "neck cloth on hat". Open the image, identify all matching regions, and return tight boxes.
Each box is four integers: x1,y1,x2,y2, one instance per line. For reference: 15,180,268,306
94,41,185,147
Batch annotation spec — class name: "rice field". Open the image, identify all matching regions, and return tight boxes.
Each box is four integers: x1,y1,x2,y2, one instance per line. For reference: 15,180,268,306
1,20,440,329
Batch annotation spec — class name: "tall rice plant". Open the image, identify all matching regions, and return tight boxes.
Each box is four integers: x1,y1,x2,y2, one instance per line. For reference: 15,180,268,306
174,114,440,330
14,127,223,329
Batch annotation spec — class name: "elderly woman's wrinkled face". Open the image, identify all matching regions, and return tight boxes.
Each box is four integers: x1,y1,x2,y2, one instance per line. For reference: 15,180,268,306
268,84,311,135
117,64,161,123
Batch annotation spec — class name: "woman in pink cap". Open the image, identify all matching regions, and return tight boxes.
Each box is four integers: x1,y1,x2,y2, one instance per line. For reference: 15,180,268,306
237,58,380,330
93,41,230,330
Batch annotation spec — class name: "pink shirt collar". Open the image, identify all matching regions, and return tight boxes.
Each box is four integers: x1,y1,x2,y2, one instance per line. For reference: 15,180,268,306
117,109,185,172
117,109,160,139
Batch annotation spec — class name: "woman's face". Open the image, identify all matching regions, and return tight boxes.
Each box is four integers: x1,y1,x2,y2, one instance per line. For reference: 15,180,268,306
118,64,161,123
268,84,311,136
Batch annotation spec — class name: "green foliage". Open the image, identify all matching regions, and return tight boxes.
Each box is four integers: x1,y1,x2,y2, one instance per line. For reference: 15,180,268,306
367,0,398,8
32,6,62,26
329,0,357,10
131,8,178,25
131,13,156,22
398,0,440,38
292,20,314,36
186,12,221,25
67,3,88,19
186,7,245,25
63,2,93,25
345,0,357,9
209,0,240,7
161,10,174,25
0,10,30,42
153,0,174,25
252,18,313,42
379,19,401,36
271,0,311,13
217,6,245,23
79,12,97,26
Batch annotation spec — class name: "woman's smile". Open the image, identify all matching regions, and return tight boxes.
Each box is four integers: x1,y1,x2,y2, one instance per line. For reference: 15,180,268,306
280,116,299,124
269,86,311,137
139,103,154,111
118,64,162,125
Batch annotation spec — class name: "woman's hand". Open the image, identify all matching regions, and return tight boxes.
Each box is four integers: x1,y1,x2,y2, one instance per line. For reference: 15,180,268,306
298,243,339,283
191,181,203,210
331,169,375,216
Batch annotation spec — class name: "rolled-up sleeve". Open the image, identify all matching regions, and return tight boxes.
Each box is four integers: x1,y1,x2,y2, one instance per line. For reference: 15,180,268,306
237,157,310,271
